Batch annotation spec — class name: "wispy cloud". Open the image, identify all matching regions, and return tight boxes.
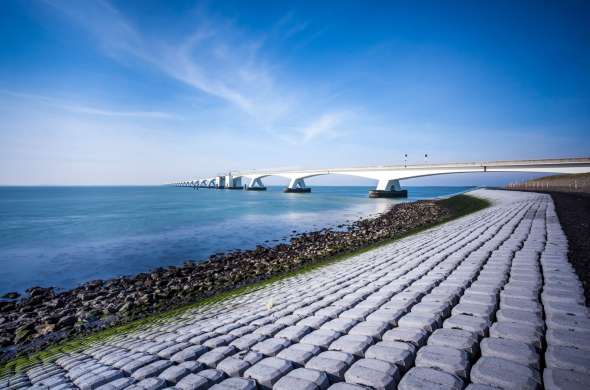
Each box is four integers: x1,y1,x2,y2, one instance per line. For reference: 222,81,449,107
44,0,351,144
0,90,176,119
300,112,349,143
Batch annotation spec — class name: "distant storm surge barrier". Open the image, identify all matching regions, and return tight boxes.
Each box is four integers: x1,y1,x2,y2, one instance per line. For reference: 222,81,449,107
176,157,590,198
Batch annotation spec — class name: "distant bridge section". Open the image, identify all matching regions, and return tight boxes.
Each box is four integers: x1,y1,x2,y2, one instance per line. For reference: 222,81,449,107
174,157,590,198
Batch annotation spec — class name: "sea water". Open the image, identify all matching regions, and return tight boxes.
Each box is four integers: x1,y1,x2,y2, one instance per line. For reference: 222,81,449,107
0,185,474,294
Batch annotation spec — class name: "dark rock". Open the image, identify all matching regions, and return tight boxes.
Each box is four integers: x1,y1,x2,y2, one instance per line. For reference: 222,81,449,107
0,333,12,347
26,286,54,298
0,301,15,312
55,316,76,330
1,292,20,299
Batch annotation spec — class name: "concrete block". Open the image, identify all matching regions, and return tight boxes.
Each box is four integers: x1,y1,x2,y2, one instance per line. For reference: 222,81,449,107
451,302,494,320
274,326,312,342
204,335,236,349
480,337,539,370
500,297,542,314
157,343,192,359
243,357,292,389
339,307,375,321
111,354,143,369
366,308,406,326
305,351,354,382
344,358,400,390
216,357,250,377
397,367,464,390
328,335,373,357
135,377,167,390
95,377,134,390
230,334,266,351
74,374,108,390
209,378,256,390
178,361,206,374
348,321,389,339
543,301,588,318
398,312,440,333
196,369,225,384
542,289,585,305
461,292,498,306
131,360,173,380
415,345,470,379
298,316,331,329
465,385,502,390
382,327,428,347
239,351,265,366
546,328,590,351
189,333,218,345
411,301,452,318
251,338,291,356
470,357,540,390
427,328,479,356
198,346,237,368
273,368,329,390
277,343,322,366
325,383,367,389
443,314,491,338
158,365,190,384
300,329,342,349
315,306,347,319
120,355,159,374
276,315,304,326
364,341,414,372
253,323,286,337
546,313,590,333
489,322,543,350
495,309,544,330
321,318,358,334
176,374,209,390
543,368,590,390
545,345,590,374
171,346,209,363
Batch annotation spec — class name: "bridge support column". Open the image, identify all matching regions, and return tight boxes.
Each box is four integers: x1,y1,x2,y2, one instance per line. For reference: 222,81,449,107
246,177,267,191
214,176,225,189
284,178,311,193
225,175,243,190
369,179,407,198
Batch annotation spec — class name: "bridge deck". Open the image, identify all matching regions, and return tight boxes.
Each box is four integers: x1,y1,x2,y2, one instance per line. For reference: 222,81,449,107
235,157,590,176
3,189,589,389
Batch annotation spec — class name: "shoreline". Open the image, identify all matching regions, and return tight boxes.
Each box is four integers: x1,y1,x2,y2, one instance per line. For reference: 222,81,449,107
0,194,489,365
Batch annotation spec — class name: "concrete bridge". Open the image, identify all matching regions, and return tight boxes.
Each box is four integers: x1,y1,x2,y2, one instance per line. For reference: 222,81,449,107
174,157,590,197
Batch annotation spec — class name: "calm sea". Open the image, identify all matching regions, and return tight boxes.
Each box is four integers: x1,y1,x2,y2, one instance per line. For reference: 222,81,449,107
0,186,474,294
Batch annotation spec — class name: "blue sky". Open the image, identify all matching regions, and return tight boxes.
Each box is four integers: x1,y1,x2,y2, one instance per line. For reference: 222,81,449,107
0,0,588,185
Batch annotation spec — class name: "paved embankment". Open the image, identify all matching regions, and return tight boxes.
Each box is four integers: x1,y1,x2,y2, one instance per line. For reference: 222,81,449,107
1,189,589,389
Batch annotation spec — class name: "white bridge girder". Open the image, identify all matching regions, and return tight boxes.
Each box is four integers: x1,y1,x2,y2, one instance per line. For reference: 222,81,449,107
186,158,590,195
239,171,326,189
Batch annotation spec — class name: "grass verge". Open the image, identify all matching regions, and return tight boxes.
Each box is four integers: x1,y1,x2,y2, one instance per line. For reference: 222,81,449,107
0,193,490,376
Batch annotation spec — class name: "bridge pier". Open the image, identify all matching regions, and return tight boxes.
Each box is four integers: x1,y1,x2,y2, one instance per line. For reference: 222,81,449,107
245,177,267,191
369,179,408,198
284,178,311,193
225,175,243,190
